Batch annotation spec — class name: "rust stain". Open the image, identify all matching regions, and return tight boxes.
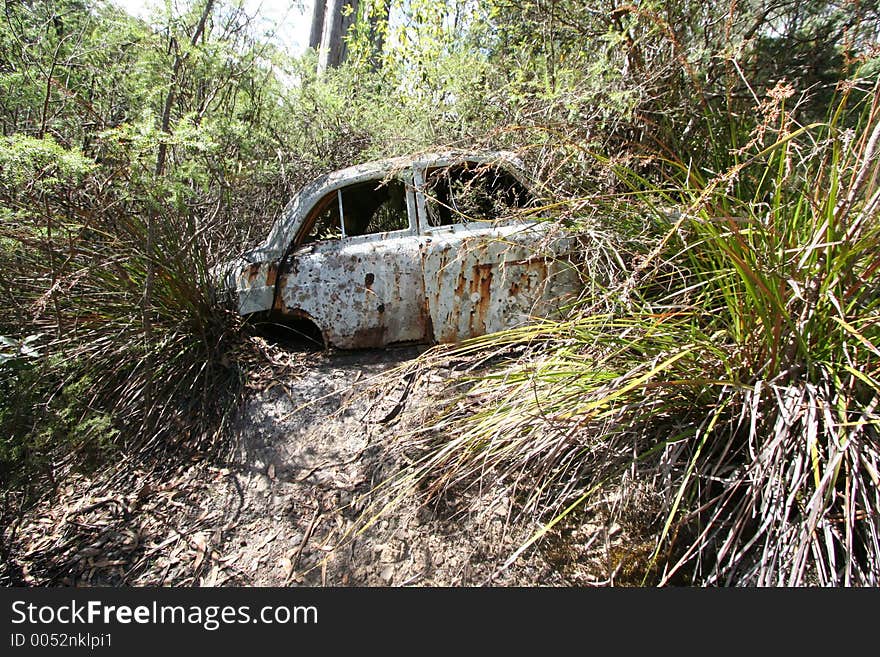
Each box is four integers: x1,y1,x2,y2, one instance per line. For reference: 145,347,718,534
526,259,549,276
422,303,434,343
350,325,386,349
471,263,493,335
246,263,261,284
508,256,549,267
272,274,288,311
265,262,278,287
454,271,468,299
439,325,458,344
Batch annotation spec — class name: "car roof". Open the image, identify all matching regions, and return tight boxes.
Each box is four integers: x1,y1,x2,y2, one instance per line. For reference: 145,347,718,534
249,150,529,262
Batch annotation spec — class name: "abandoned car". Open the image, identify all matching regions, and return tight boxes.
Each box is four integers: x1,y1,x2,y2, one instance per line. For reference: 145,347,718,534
221,151,582,349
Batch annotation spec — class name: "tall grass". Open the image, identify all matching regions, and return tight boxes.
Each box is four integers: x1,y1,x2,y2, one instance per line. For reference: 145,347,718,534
0,187,245,504
384,78,880,585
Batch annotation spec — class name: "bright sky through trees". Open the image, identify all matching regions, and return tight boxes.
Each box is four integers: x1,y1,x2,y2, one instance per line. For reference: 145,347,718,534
110,0,312,56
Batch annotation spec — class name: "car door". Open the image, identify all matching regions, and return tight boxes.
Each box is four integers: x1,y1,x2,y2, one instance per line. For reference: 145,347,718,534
275,171,430,349
415,160,577,343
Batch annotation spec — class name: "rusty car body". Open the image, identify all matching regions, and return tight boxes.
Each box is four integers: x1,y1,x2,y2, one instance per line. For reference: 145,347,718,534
221,151,581,349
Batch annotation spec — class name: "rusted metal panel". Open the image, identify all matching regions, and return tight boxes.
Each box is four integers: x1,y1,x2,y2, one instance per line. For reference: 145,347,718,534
275,234,428,349
235,261,275,316
421,223,579,343
221,151,582,349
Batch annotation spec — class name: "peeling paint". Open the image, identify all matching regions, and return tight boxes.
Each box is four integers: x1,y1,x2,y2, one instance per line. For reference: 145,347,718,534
222,151,582,349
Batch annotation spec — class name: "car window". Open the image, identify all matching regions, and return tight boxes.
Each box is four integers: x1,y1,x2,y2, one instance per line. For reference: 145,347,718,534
423,162,533,227
299,178,409,246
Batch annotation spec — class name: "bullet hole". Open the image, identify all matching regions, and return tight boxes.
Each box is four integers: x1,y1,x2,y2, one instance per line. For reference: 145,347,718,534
365,272,375,287
377,303,385,313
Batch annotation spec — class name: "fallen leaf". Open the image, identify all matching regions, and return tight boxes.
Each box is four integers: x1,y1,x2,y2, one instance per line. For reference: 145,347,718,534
191,532,208,571
202,565,222,587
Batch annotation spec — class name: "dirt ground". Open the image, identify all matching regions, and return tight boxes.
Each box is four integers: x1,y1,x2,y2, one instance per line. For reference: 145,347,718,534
3,340,631,587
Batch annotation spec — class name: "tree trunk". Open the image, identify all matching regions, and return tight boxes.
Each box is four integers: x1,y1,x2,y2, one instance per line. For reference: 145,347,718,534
367,0,390,72
317,0,343,73
339,0,359,63
309,0,326,50
317,0,359,74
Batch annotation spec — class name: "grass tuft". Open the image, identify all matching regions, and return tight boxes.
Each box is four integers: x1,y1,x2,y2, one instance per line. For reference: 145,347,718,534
378,77,880,586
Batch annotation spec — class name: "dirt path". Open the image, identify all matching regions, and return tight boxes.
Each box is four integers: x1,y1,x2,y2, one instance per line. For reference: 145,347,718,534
204,345,567,586
4,344,573,586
